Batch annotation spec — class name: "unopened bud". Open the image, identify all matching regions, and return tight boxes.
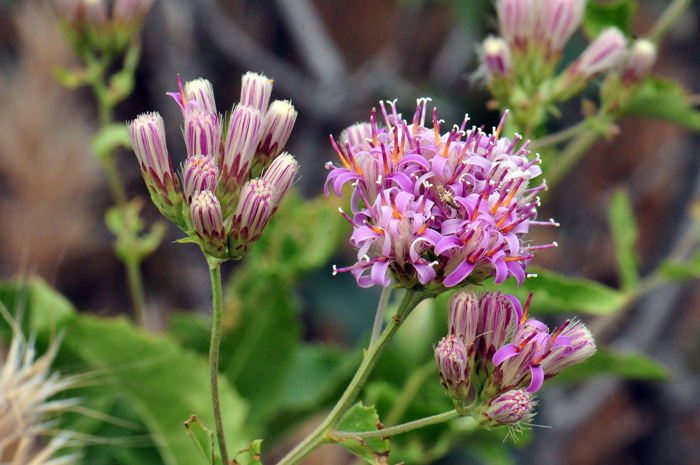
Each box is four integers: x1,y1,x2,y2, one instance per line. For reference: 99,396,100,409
435,335,469,400
191,190,226,257
479,389,534,427
539,321,596,376
497,0,534,51
343,123,373,148
255,100,298,171
448,291,479,346
83,0,108,27
185,78,218,115
621,39,657,83
113,0,154,25
228,179,274,256
478,292,517,361
262,152,299,206
481,36,513,79
240,72,273,113
535,0,585,56
569,27,627,79
183,156,218,205
184,109,221,159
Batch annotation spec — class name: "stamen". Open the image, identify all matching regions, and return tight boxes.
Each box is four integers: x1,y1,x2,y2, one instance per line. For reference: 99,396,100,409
521,291,534,325
344,141,363,175
495,109,508,138
503,254,533,262
517,331,538,351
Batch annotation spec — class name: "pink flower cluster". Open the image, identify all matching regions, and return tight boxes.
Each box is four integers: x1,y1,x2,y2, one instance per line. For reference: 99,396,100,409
326,99,556,289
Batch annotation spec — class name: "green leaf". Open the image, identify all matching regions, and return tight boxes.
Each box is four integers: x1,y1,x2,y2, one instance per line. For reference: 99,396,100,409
551,347,670,383
91,123,131,162
658,260,700,281
334,403,391,464
609,188,640,292
481,267,629,315
184,415,219,465
624,77,700,132
583,0,637,39
53,66,86,89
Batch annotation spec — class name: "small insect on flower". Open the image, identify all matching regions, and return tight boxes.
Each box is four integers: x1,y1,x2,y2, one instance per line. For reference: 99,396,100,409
436,185,460,210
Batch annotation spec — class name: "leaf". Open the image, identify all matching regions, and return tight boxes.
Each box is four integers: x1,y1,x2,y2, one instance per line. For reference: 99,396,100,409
334,403,391,464
624,77,700,133
184,415,220,465
609,188,640,292
91,123,131,162
583,0,637,39
481,267,629,315
551,347,670,383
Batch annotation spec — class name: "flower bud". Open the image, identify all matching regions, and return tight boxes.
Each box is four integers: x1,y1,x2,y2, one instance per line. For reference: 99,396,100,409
478,292,517,361
53,0,81,25
184,78,218,116
435,335,470,400
113,0,154,25
539,321,596,377
535,0,585,56
183,155,219,206
497,0,534,50
568,27,627,80
228,179,274,256
184,109,221,159
481,36,513,79
128,112,184,225
219,105,264,218
479,389,534,427
254,100,298,171
262,152,299,206
343,122,373,148
621,39,657,83
191,190,226,257
240,72,273,113
83,0,108,28
448,291,479,346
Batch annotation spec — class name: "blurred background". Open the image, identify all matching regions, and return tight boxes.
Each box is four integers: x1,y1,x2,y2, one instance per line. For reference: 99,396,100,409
0,0,699,464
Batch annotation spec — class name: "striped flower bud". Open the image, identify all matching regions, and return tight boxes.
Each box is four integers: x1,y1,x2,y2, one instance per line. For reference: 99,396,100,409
539,321,596,377
261,152,299,207
254,100,298,171
621,39,657,83
218,105,264,219
568,27,627,79
128,112,184,226
448,291,480,348
185,78,217,115
228,179,274,257
83,0,108,27
478,292,518,363
497,0,534,51
343,122,373,149
479,389,534,427
191,190,226,257
435,335,469,400
184,109,221,159
240,72,273,113
183,155,218,206
481,36,513,79
534,0,585,57
113,0,154,25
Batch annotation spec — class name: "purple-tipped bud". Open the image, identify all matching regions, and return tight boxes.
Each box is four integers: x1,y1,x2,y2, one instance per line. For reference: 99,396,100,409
240,72,273,113
480,389,535,427
191,190,226,257
435,335,469,400
535,0,585,56
255,100,298,171
497,0,534,50
228,179,274,256
83,0,108,27
128,112,184,225
183,155,219,206
481,36,513,79
539,321,596,376
343,123,373,148
448,291,480,346
113,0,154,25
569,27,627,79
219,105,264,218
478,292,517,362
262,152,299,206
184,109,221,159
621,39,657,83
184,78,218,116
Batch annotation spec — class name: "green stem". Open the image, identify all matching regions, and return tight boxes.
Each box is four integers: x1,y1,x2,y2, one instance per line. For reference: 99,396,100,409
529,120,587,151
648,0,693,43
125,258,148,328
334,410,462,440
385,360,436,427
370,286,392,348
208,261,229,465
276,289,426,465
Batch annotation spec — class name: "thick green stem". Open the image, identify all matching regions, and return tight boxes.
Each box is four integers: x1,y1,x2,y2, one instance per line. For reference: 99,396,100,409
125,258,148,328
208,262,229,465
370,286,391,348
334,410,461,440
276,289,426,465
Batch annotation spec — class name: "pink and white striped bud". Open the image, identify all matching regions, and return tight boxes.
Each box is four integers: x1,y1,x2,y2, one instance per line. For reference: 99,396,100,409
435,335,470,400
343,123,373,149
478,292,518,362
621,39,657,83
240,72,273,113
254,100,298,171
448,291,480,347
497,0,534,51
182,155,219,206
83,0,108,27
184,109,221,159
218,105,264,219
539,321,596,377
228,179,274,256
184,78,218,116
534,0,585,57
479,389,535,427
128,112,184,225
113,0,154,25
481,36,513,79
191,190,226,257
568,27,627,79
261,152,299,206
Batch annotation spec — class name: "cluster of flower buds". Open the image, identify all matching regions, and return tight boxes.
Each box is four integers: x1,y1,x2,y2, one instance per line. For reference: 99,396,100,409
326,99,556,291
435,290,596,430
53,0,154,53
129,73,298,259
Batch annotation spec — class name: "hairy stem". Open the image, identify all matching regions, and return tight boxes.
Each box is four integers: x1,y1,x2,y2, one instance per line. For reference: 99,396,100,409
648,0,693,43
125,258,148,328
334,410,462,440
370,286,392,348
208,261,229,465
276,289,426,465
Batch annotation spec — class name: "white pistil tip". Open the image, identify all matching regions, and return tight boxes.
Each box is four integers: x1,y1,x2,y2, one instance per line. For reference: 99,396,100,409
363,254,371,262
351,182,357,187
549,218,560,227
553,241,559,247
527,273,538,278
325,161,334,169
332,265,337,275
429,261,439,267
338,207,344,213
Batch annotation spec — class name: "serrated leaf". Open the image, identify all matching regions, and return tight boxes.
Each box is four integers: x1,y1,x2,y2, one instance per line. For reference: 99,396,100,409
551,347,670,383
624,77,700,132
583,0,637,39
609,188,640,292
481,267,629,315
334,402,390,464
